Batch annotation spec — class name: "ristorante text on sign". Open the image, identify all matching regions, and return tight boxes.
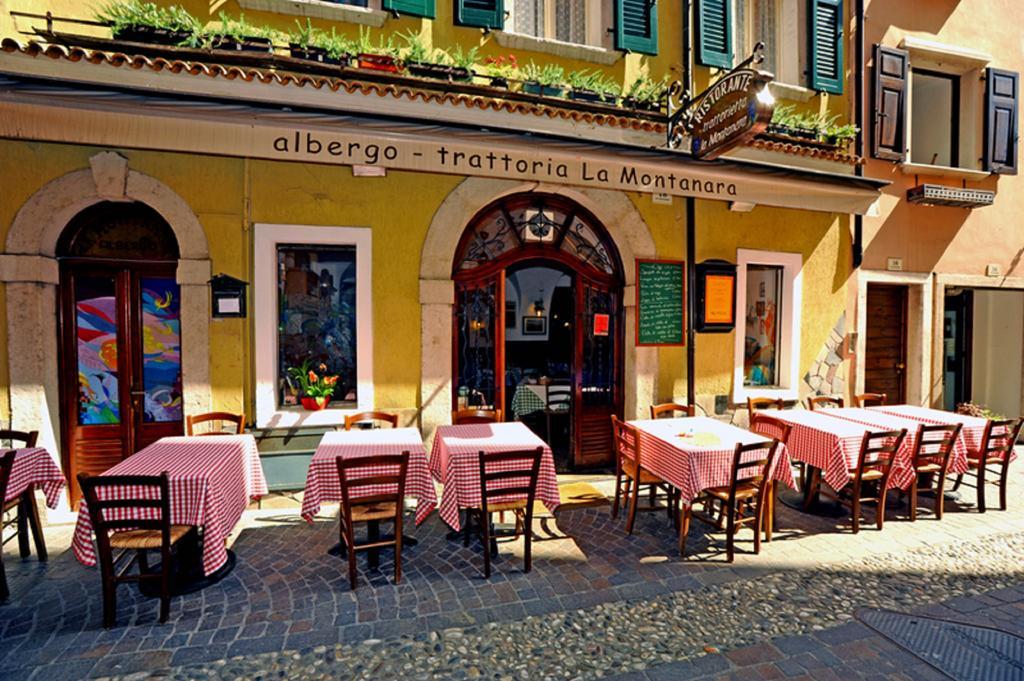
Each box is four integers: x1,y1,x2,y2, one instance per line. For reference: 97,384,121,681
689,69,774,160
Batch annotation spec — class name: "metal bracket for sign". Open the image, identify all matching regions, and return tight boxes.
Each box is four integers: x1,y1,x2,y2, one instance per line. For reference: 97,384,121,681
667,43,768,150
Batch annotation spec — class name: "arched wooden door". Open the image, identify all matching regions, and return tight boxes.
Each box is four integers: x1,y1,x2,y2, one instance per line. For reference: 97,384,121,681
57,202,183,501
452,194,623,467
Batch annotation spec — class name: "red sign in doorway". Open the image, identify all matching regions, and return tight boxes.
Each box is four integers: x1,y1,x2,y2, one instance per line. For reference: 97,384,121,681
593,313,610,336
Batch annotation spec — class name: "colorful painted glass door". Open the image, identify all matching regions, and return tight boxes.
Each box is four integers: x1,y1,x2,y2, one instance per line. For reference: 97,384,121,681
453,276,504,411
61,266,182,501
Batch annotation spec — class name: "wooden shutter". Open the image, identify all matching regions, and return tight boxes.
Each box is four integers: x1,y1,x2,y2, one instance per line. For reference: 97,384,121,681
615,0,658,55
384,0,435,18
454,0,504,30
809,0,843,94
695,0,732,68
985,68,1019,175
871,44,908,161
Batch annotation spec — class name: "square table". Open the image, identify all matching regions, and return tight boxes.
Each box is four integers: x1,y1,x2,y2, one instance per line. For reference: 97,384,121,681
72,435,267,577
816,407,969,483
768,409,914,493
629,417,795,506
301,428,437,524
3,447,66,560
430,422,560,531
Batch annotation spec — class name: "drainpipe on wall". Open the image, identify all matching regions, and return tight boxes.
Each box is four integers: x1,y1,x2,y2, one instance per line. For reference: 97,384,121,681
852,0,865,269
683,0,697,411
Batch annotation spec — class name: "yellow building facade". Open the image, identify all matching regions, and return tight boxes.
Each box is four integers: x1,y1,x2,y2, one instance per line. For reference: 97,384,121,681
0,0,886,490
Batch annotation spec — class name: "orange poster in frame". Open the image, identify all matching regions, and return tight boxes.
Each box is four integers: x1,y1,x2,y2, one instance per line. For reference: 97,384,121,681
695,260,736,332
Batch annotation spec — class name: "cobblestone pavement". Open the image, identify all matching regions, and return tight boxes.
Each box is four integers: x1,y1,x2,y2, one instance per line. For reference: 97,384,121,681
1,470,1022,680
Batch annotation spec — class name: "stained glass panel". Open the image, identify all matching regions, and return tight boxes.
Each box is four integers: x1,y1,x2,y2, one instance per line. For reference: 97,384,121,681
140,277,182,423
456,281,498,409
75,276,120,425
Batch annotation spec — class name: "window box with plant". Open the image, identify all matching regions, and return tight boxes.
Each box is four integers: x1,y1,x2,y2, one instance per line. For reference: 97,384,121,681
765,105,859,148
96,1,200,47
484,54,519,89
288,19,352,67
567,69,619,106
205,12,279,53
622,75,667,113
354,28,401,73
521,62,567,98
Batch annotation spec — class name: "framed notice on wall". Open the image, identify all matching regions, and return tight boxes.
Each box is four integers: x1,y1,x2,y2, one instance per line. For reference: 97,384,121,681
695,260,736,332
635,259,686,346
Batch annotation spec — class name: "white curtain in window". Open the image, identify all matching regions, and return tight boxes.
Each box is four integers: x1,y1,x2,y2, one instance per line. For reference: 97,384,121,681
514,0,544,37
554,0,586,45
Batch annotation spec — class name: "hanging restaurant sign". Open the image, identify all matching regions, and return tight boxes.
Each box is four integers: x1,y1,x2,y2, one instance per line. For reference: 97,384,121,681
689,69,775,160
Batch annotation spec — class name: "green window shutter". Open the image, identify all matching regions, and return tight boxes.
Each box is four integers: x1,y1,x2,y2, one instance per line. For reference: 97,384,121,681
454,0,504,30
384,0,435,18
695,0,732,69
615,0,658,55
984,68,1019,174
809,0,844,94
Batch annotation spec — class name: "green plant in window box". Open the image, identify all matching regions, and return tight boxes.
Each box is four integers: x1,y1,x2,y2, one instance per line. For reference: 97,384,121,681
355,27,401,73
204,12,281,53
440,44,479,82
567,69,619,105
484,54,519,89
521,61,567,98
287,360,339,411
622,75,667,112
287,19,349,66
95,1,200,47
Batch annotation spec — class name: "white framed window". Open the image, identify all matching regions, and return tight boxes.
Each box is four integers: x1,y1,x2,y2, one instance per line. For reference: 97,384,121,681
735,0,806,88
507,0,602,47
733,248,802,402
254,224,373,428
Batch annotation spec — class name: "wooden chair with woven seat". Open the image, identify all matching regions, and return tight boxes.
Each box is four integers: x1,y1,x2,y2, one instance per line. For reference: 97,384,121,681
452,408,503,425
952,418,1024,513
853,393,887,408
650,403,695,419
335,452,409,589
470,447,542,578
186,412,244,436
543,381,572,444
807,396,845,410
907,423,962,521
0,430,46,563
343,411,399,431
610,416,677,535
680,438,781,562
747,397,785,414
77,472,196,627
749,414,792,541
811,429,907,533
0,449,16,601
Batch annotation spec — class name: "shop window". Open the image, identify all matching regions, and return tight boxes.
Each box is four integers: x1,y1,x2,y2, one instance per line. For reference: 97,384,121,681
254,224,373,427
910,70,959,167
733,249,802,402
509,0,588,46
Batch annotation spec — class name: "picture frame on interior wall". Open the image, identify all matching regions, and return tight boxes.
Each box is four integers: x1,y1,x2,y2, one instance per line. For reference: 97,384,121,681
522,316,547,335
253,223,374,428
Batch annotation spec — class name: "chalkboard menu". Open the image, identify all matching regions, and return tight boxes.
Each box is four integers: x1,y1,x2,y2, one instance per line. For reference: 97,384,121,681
635,259,686,346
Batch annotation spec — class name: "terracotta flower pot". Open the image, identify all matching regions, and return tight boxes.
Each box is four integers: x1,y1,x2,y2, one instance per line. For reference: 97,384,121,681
301,396,331,411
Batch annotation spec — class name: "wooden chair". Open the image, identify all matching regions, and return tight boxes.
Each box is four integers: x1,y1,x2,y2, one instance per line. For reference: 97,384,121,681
452,408,502,425
344,411,399,431
811,429,906,533
807,396,845,410
749,414,792,541
907,423,962,521
853,393,887,408
0,430,46,563
747,397,784,414
185,412,244,436
680,439,781,562
610,416,677,535
952,418,1023,513
650,403,695,419
335,452,409,589
543,382,572,443
471,448,542,578
0,450,16,601
77,472,196,627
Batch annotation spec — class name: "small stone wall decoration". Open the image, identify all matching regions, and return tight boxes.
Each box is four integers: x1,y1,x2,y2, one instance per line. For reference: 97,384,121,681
804,313,846,397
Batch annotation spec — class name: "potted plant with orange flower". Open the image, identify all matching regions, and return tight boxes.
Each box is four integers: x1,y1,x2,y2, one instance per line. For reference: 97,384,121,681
287,359,339,411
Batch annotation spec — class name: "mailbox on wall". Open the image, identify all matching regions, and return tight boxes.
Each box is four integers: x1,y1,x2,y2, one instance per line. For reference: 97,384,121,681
210,273,248,318
695,260,736,333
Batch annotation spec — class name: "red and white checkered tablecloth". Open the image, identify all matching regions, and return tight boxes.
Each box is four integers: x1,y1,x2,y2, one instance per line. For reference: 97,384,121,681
818,408,967,485
3,447,66,508
301,428,437,524
874,405,1000,458
72,435,267,576
629,417,795,506
768,410,911,491
430,422,560,531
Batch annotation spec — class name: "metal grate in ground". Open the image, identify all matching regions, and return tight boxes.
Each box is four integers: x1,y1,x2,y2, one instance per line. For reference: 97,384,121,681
857,608,1024,681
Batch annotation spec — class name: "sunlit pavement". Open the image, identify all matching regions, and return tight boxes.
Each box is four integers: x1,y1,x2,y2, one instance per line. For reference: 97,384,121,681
1,466,1022,680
